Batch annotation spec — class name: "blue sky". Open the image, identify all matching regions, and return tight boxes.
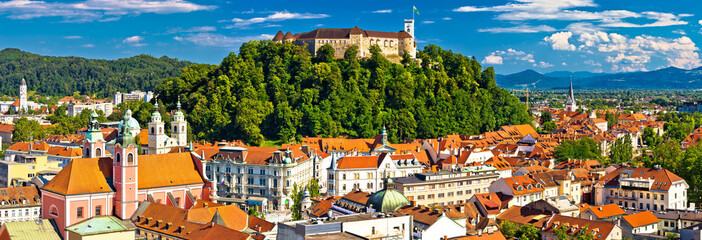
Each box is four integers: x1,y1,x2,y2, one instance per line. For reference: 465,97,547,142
0,0,701,74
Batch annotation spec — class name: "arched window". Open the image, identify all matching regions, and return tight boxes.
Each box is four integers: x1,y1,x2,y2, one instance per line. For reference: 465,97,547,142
95,148,102,157
384,40,388,47
150,127,154,134
159,127,162,134
172,126,176,133
49,205,59,217
181,126,185,132
95,205,102,216
116,153,121,163
85,148,90,157
127,153,134,164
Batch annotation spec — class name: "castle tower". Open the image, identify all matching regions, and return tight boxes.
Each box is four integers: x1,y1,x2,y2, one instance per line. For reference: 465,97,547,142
148,101,166,154
171,98,188,147
565,80,577,112
113,110,139,219
19,78,27,112
403,19,417,58
84,110,105,158
404,19,414,38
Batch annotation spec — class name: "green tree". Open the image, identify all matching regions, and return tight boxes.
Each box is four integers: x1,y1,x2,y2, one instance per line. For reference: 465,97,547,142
666,233,680,240
12,117,47,142
344,45,359,61
609,135,633,164
316,44,335,63
516,225,541,240
308,179,321,198
247,206,265,220
554,138,602,162
500,221,517,239
642,127,663,147
605,112,619,128
541,111,552,123
542,121,557,133
290,182,305,220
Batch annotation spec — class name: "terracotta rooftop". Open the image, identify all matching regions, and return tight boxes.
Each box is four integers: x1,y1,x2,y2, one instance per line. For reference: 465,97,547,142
583,204,625,219
543,215,617,240
622,211,659,228
600,167,684,191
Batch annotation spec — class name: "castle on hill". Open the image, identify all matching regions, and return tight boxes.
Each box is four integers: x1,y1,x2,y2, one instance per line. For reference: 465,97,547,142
273,19,416,59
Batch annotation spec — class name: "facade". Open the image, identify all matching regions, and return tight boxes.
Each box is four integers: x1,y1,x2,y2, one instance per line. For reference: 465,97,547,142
595,167,689,211
392,167,500,207
272,21,416,59
620,211,660,239
67,101,113,117
40,110,207,239
143,101,187,155
397,205,466,240
580,203,626,222
203,146,314,211
489,175,545,207
328,153,424,196
542,215,622,240
0,154,61,187
113,90,154,106
0,186,41,225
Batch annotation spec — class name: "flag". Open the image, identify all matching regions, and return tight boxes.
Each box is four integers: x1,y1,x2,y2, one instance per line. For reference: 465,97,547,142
413,6,420,15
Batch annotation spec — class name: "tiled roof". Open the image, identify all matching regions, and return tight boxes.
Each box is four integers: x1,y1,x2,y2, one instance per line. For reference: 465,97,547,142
396,205,443,226
622,211,659,228
600,167,684,191
43,157,114,195
0,186,41,206
448,231,506,240
308,197,334,218
583,204,625,219
496,206,551,228
543,215,616,240
502,175,545,195
0,219,62,240
0,124,13,133
473,193,511,215
338,190,371,205
336,155,380,169
138,152,204,189
45,146,82,158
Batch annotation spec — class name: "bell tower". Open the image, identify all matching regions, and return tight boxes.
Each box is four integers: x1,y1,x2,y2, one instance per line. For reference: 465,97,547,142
148,101,166,154
171,98,188,147
84,110,105,158
113,111,139,219
19,78,27,112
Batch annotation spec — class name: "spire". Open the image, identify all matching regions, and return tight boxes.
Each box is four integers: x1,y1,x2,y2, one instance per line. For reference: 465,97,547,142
568,77,575,103
154,100,159,111
21,78,26,86
382,125,388,146
177,96,182,111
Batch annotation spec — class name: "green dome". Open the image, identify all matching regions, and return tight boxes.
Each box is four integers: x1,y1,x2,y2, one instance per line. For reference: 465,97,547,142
366,185,410,213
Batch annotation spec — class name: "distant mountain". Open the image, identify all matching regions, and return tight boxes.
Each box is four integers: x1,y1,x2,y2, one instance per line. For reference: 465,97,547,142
496,67,702,89
0,48,195,98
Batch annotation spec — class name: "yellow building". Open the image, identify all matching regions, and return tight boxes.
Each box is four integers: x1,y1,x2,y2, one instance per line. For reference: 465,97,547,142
272,20,416,59
0,154,61,187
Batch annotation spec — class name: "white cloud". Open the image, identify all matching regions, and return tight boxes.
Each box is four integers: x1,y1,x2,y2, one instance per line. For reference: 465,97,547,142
544,32,576,51
81,43,94,48
482,54,503,64
229,11,329,28
63,35,82,39
422,20,434,24
122,35,146,47
372,9,392,13
174,33,273,47
548,30,702,71
482,48,552,68
442,17,451,20
478,24,555,33
453,0,689,29
673,30,686,35
166,26,216,34
0,0,215,22
565,22,602,34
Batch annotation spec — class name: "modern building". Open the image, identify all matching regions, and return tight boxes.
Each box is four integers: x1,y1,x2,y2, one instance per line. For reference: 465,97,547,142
66,101,113,117
113,90,154,106
595,167,689,211
203,145,313,211
272,20,416,59
0,186,41,225
392,167,500,207
0,154,61,187
277,212,413,240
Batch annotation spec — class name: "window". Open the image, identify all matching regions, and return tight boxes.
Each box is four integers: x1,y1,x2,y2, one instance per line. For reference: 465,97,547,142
96,148,102,157
95,206,102,216
116,153,121,163
127,153,134,164
661,195,665,200
647,193,650,199
49,206,58,216
260,189,265,195
260,170,265,175
11,210,15,217
77,207,83,218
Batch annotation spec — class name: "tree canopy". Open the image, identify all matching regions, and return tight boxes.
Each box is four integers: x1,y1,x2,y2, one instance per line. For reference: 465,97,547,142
155,41,530,145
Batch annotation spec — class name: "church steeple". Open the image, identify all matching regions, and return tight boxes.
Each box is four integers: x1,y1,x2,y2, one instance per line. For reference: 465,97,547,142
565,77,577,112
382,125,388,146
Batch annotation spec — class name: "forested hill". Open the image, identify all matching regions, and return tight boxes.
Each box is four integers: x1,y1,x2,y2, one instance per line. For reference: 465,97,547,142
0,48,194,97
154,42,530,145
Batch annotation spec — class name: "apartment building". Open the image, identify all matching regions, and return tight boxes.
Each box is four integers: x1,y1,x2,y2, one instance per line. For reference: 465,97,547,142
392,166,500,207
595,167,689,211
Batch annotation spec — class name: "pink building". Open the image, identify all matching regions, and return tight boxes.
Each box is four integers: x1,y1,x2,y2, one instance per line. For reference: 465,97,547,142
40,110,208,239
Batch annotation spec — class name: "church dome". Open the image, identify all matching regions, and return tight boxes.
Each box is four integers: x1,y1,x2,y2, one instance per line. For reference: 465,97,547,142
118,109,141,132
366,179,410,213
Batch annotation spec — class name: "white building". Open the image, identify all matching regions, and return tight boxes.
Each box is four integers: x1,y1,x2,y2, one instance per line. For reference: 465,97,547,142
620,211,660,239
113,90,153,106
328,152,424,196
277,212,412,240
203,146,314,211
67,101,113,117
489,175,545,207
0,186,42,225
595,167,690,211
143,101,186,155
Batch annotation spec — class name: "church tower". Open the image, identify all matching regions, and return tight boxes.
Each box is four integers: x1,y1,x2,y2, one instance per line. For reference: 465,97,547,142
84,110,105,158
19,78,27,112
171,99,187,147
565,80,577,112
148,101,166,154
113,110,139,219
